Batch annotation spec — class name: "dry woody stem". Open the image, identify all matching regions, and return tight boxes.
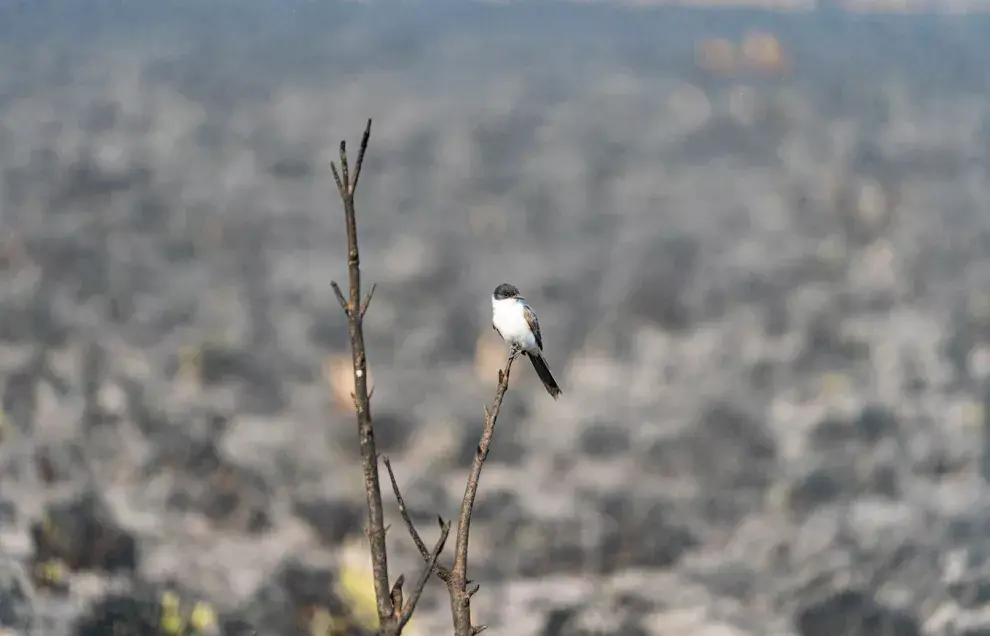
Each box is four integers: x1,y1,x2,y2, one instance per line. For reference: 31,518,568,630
449,349,518,635
330,120,393,628
331,119,517,636
386,351,519,636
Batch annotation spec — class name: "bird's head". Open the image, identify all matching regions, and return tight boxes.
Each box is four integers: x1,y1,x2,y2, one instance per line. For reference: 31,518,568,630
492,283,521,300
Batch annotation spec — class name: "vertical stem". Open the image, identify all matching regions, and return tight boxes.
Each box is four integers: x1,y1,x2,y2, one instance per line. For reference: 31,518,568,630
449,351,517,635
332,120,392,626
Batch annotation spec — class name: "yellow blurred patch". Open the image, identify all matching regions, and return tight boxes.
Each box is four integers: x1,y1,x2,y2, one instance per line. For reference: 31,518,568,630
160,590,181,610
819,372,850,398
959,401,984,428
968,293,990,323
764,482,789,513
34,559,66,585
335,538,423,636
816,236,848,268
310,607,334,636
178,346,202,384
337,561,381,631
190,601,218,632
159,590,185,636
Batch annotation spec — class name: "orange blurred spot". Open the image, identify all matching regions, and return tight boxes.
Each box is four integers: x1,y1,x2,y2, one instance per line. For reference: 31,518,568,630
324,354,374,413
696,38,737,75
742,31,789,73
475,332,507,384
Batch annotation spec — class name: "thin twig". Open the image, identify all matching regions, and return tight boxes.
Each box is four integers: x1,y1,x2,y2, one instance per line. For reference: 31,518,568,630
339,140,350,192
352,120,373,193
329,119,392,626
397,518,451,632
331,280,349,314
449,348,520,636
360,282,377,319
384,456,453,584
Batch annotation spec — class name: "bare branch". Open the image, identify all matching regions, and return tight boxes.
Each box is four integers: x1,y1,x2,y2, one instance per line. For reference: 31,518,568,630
383,456,453,584
330,162,344,195
449,348,519,636
330,120,392,626
351,119,373,193
331,280,349,313
397,518,451,632
332,117,515,636
339,140,350,192
360,282,377,319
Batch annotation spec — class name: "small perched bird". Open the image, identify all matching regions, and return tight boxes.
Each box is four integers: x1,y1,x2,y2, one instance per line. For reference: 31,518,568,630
491,283,562,399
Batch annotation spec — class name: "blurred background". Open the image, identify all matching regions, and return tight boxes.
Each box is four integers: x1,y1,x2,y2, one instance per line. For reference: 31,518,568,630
2,1,990,635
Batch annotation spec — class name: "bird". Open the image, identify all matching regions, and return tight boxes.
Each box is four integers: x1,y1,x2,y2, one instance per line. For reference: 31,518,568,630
491,283,562,399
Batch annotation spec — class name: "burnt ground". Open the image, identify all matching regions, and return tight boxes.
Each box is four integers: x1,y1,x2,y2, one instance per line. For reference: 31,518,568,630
3,4,990,636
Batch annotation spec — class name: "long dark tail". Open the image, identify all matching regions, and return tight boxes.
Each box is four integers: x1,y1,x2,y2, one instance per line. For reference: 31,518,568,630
527,351,562,399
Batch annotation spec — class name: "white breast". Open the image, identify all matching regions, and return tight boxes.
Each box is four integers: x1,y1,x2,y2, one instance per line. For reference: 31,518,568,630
492,296,538,351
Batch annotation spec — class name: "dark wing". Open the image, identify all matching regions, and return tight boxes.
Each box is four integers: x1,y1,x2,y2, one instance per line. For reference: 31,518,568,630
522,303,543,351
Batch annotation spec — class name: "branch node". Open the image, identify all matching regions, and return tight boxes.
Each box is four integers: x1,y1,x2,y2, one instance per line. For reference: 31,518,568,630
390,574,405,620
471,625,488,635
384,457,454,585
397,519,450,631
467,583,480,597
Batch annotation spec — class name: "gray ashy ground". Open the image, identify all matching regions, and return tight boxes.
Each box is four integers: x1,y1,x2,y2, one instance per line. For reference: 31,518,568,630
2,3,990,635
